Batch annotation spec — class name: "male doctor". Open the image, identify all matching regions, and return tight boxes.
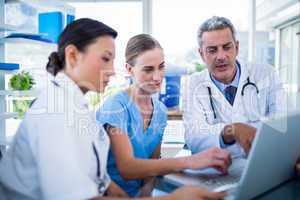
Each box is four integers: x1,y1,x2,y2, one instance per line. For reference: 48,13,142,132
183,16,285,156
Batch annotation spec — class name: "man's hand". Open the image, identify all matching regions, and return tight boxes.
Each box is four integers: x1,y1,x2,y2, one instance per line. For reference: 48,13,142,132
105,181,128,197
296,157,300,174
223,123,256,155
170,186,226,200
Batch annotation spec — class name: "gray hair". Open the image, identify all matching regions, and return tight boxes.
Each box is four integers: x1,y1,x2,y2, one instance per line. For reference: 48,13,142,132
197,16,237,47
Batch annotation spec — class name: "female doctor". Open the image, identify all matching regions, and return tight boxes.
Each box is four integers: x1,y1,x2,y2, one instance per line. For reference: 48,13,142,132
183,16,285,156
97,34,231,197
0,18,225,200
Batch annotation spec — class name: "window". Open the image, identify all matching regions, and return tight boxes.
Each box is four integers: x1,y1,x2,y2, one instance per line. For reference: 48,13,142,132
70,2,143,73
152,0,249,67
279,22,300,108
69,1,144,109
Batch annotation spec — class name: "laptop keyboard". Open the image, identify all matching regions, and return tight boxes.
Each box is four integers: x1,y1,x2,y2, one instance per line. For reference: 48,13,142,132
199,158,246,190
204,173,241,187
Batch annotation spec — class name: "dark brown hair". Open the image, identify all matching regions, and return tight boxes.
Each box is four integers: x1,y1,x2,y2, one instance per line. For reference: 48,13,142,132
46,18,117,76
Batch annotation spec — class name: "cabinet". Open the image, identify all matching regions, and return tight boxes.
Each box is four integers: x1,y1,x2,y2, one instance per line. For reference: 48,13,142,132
0,0,74,156
0,23,44,153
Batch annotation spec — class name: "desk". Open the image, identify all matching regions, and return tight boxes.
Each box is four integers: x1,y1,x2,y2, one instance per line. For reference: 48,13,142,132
156,149,300,199
167,109,182,120
156,174,300,200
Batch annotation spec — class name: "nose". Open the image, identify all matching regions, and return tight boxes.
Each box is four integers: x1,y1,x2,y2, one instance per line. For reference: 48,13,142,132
108,62,116,77
153,70,162,81
216,49,227,62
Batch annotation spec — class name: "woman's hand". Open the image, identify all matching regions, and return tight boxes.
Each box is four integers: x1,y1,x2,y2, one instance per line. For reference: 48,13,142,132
138,177,157,197
105,181,129,197
170,186,226,200
185,147,231,174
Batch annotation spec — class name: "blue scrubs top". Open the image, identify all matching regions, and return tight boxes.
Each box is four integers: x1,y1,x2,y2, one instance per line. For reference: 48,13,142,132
96,90,167,197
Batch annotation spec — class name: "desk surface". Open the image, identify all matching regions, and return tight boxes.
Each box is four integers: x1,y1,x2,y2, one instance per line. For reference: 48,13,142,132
167,109,182,120
157,174,300,200
157,149,300,199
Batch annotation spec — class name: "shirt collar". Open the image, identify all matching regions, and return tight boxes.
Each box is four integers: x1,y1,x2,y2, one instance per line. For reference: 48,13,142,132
210,62,240,93
52,72,89,108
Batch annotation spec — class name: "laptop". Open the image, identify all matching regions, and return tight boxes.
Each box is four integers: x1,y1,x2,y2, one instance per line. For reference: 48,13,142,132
171,111,300,200
230,111,300,199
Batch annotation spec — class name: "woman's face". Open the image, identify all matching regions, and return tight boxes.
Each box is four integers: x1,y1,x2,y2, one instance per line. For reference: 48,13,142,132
128,47,165,95
74,35,116,93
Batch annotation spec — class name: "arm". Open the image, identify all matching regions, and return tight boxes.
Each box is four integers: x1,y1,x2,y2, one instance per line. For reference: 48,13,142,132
105,181,128,197
138,144,162,197
91,186,226,200
108,127,188,180
296,156,300,174
222,123,256,155
223,66,285,154
182,75,234,153
108,126,231,180
183,75,257,155
151,143,161,159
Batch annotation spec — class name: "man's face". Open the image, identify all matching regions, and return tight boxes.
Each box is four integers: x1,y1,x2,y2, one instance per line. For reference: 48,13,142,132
199,27,239,84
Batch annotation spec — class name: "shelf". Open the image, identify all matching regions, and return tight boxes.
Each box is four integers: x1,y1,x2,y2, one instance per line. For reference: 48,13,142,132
6,95,36,101
0,69,19,75
0,37,56,45
6,0,75,15
0,89,40,97
0,24,17,32
0,112,18,120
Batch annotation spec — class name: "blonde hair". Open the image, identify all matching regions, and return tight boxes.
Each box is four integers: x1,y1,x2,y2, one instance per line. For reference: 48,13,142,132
125,34,162,66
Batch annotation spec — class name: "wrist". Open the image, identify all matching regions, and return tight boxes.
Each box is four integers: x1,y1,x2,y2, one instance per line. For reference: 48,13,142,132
222,124,236,144
177,156,190,170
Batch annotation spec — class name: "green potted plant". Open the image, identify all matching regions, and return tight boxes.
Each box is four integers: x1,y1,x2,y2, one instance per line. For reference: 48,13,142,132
9,71,35,118
9,71,35,91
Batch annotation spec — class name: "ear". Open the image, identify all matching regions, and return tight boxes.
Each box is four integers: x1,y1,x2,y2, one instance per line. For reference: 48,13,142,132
198,47,205,61
125,63,134,75
235,40,240,55
64,45,80,70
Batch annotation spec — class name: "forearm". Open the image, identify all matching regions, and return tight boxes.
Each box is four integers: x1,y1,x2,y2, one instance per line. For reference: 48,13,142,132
118,157,188,180
92,194,174,200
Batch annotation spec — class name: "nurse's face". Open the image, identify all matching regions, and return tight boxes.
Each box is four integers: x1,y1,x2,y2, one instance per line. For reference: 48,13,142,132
74,35,116,93
199,28,239,84
127,48,165,94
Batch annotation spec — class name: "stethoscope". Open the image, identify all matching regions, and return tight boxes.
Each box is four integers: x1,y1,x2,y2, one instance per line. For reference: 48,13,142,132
92,142,107,194
51,79,108,194
207,62,260,120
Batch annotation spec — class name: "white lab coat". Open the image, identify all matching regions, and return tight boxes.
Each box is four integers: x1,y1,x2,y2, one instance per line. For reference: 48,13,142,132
0,72,111,200
183,62,286,156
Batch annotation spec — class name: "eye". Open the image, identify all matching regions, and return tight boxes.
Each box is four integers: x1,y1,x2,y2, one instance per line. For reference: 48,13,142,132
223,45,232,51
142,66,154,73
102,57,110,62
159,64,165,70
206,48,217,54
143,68,153,73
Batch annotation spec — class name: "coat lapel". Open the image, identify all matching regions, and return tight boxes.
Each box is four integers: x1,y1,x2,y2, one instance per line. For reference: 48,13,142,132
202,70,234,122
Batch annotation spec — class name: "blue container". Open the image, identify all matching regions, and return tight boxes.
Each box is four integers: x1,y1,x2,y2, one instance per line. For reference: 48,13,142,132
0,62,20,70
159,76,181,108
66,14,75,25
38,11,64,43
